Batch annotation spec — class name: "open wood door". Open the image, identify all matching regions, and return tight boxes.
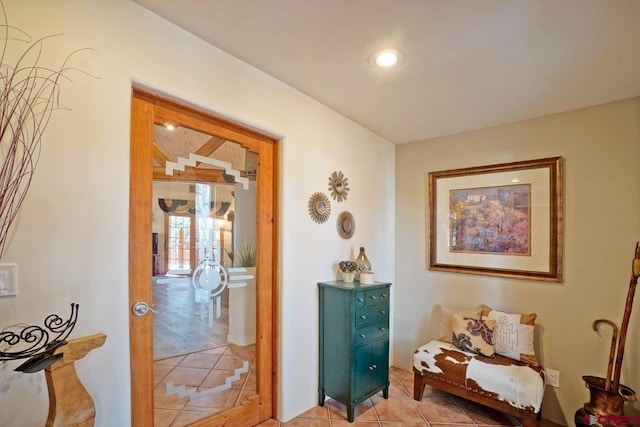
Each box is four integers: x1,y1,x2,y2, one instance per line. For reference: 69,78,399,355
129,88,278,426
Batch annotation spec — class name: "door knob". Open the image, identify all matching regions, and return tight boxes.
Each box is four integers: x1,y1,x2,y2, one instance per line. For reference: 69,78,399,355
132,302,163,317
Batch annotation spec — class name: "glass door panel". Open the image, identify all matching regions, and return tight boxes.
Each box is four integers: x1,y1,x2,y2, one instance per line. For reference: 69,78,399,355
151,124,258,425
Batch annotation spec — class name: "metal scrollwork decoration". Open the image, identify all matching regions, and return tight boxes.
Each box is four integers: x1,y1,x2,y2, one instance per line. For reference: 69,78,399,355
328,171,350,202
0,303,79,372
308,192,331,224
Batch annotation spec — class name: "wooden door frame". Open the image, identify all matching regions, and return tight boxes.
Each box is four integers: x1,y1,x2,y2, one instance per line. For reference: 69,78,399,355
129,87,279,426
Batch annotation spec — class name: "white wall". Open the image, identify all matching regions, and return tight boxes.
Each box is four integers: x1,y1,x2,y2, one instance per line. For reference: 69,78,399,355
394,97,640,425
0,1,395,425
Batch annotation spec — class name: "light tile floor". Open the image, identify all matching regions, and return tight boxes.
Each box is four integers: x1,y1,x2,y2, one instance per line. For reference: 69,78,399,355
256,366,561,427
153,344,257,427
151,346,563,427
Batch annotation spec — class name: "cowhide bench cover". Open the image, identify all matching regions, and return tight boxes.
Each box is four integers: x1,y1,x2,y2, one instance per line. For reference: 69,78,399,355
413,340,545,426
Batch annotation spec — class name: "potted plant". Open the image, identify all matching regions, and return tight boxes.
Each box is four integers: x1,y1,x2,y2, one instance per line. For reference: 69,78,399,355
237,240,256,267
339,260,357,283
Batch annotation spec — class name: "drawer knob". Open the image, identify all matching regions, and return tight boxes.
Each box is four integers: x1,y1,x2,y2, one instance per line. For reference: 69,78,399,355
360,334,366,338
380,310,386,315
357,298,364,302
380,327,385,332
382,294,387,298
370,295,377,300
360,315,366,320
368,364,377,371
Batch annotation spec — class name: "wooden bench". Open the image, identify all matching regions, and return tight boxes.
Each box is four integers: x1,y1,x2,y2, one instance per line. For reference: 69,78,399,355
413,340,544,427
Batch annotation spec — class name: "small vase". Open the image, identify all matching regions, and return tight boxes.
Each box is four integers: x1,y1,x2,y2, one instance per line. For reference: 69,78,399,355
341,271,356,283
355,247,371,281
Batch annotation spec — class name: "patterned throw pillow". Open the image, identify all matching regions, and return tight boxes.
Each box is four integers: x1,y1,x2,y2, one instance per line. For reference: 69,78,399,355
451,313,496,357
481,304,539,366
438,305,483,343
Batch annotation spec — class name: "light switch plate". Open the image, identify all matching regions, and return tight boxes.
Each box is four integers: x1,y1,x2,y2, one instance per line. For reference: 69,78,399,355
0,263,17,297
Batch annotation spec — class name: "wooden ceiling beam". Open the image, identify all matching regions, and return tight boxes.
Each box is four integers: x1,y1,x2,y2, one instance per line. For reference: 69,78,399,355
195,136,226,157
152,144,171,165
153,167,224,183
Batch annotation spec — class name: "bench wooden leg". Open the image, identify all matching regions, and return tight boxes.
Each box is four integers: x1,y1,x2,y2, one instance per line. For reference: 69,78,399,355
413,369,426,401
520,411,537,427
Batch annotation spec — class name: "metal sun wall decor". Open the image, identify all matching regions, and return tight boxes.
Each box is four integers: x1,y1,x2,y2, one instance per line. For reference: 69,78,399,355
328,171,350,202
337,211,355,239
0,303,79,372
308,192,331,223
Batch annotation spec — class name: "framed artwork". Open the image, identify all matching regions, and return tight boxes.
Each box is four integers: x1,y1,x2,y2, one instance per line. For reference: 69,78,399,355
428,157,563,282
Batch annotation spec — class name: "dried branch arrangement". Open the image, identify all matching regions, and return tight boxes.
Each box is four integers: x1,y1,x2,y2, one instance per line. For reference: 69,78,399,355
0,3,90,260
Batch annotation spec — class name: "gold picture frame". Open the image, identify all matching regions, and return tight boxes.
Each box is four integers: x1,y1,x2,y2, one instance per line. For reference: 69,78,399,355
428,157,563,282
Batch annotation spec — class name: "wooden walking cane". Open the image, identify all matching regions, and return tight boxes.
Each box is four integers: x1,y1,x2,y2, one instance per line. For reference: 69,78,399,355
591,319,618,392
610,242,640,393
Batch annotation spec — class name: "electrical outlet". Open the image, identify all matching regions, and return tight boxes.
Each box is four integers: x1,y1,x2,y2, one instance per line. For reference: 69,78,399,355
546,369,560,388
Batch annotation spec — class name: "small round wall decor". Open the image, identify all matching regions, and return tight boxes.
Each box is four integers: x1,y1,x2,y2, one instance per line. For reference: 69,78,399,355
328,171,350,202
337,211,355,239
308,192,331,224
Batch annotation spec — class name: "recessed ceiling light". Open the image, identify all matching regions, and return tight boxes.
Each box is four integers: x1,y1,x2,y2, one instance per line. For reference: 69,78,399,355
368,49,405,70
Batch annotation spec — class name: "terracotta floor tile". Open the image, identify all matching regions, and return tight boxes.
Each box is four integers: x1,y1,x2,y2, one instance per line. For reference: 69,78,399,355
255,419,279,426
227,343,257,358
178,352,221,369
391,370,415,393
201,369,234,388
199,346,228,355
380,423,427,426
415,397,475,424
387,377,411,399
455,399,518,426
153,409,179,427
242,369,257,390
373,398,425,423
230,369,251,389
153,383,189,411
162,366,211,387
151,358,553,427
214,354,247,370
154,364,173,384
429,424,477,427
327,398,378,422
184,387,240,410
297,404,330,419
170,409,213,427
237,389,258,406
281,419,330,426
155,354,185,366
420,384,452,399
333,422,381,426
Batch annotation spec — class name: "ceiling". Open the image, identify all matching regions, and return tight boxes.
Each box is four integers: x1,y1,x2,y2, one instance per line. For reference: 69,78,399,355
132,0,640,144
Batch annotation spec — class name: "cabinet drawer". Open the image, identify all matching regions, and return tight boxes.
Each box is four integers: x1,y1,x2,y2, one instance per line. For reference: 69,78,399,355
355,291,366,309
355,289,389,310
355,324,388,346
355,305,389,327
364,289,389,306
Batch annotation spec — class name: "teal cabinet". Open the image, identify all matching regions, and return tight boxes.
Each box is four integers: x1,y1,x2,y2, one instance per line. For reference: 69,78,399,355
318,280,391,422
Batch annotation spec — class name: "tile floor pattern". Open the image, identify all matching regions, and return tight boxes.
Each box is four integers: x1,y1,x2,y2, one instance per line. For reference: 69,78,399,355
154,357,560,427
256,366,558,427
154,344,257,427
